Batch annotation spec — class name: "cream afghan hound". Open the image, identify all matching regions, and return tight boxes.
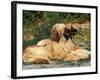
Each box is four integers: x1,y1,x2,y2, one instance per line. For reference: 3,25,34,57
38,23,90,61
23,23,90,64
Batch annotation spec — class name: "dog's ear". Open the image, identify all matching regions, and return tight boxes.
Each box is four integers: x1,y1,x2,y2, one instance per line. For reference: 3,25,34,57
50,26,60,42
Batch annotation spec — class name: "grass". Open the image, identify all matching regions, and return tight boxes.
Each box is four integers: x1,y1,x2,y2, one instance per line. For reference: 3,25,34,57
73,28,90,50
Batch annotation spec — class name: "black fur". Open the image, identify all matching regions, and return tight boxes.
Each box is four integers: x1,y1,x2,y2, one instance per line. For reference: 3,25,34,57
64,26,78,39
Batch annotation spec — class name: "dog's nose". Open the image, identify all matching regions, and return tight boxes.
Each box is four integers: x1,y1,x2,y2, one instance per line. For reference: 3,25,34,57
71,26,78,32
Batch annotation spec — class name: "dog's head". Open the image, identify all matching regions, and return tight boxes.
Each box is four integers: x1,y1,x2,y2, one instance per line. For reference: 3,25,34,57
50,23,78,42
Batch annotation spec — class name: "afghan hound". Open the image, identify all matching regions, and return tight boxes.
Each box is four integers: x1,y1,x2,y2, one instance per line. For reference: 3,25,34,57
23,23,90,64
37,23,90,61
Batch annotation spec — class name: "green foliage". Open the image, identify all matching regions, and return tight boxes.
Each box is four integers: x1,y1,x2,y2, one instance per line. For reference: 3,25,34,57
73,28,91,50
23,35,49,49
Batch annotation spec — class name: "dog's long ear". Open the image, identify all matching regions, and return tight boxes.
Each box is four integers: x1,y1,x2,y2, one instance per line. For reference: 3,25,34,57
50,26,60,42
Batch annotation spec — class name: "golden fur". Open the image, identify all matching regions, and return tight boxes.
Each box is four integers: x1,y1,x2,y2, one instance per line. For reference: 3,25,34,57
23,45,51,64
23,23,90,64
